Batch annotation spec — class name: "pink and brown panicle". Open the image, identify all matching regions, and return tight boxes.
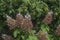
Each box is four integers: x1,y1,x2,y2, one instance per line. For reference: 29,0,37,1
37,31,48,40
1,34,14,40
43,11,53,24
6,13,33,32
6,15,16,30
56,24,60,36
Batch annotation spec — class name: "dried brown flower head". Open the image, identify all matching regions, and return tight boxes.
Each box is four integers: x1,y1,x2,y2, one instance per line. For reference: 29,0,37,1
56,25,60,36
6,15,16,30
25,13,33,32
16,13,24,27
25,13,31,20
37,31,48,40
1,34,14,40
43,11,53,24
20,13,33,32
6,13,33,32
21,19,33,32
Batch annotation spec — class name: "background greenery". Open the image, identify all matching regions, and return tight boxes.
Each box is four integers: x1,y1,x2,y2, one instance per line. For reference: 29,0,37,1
0,0,60,40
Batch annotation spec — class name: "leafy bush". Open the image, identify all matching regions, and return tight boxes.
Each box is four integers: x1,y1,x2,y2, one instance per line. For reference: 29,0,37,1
0,0,60,40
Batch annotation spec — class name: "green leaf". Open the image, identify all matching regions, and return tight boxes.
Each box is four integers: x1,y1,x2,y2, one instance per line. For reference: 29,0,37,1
13,29,20,38
27,35,38,40
41,24,50,32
